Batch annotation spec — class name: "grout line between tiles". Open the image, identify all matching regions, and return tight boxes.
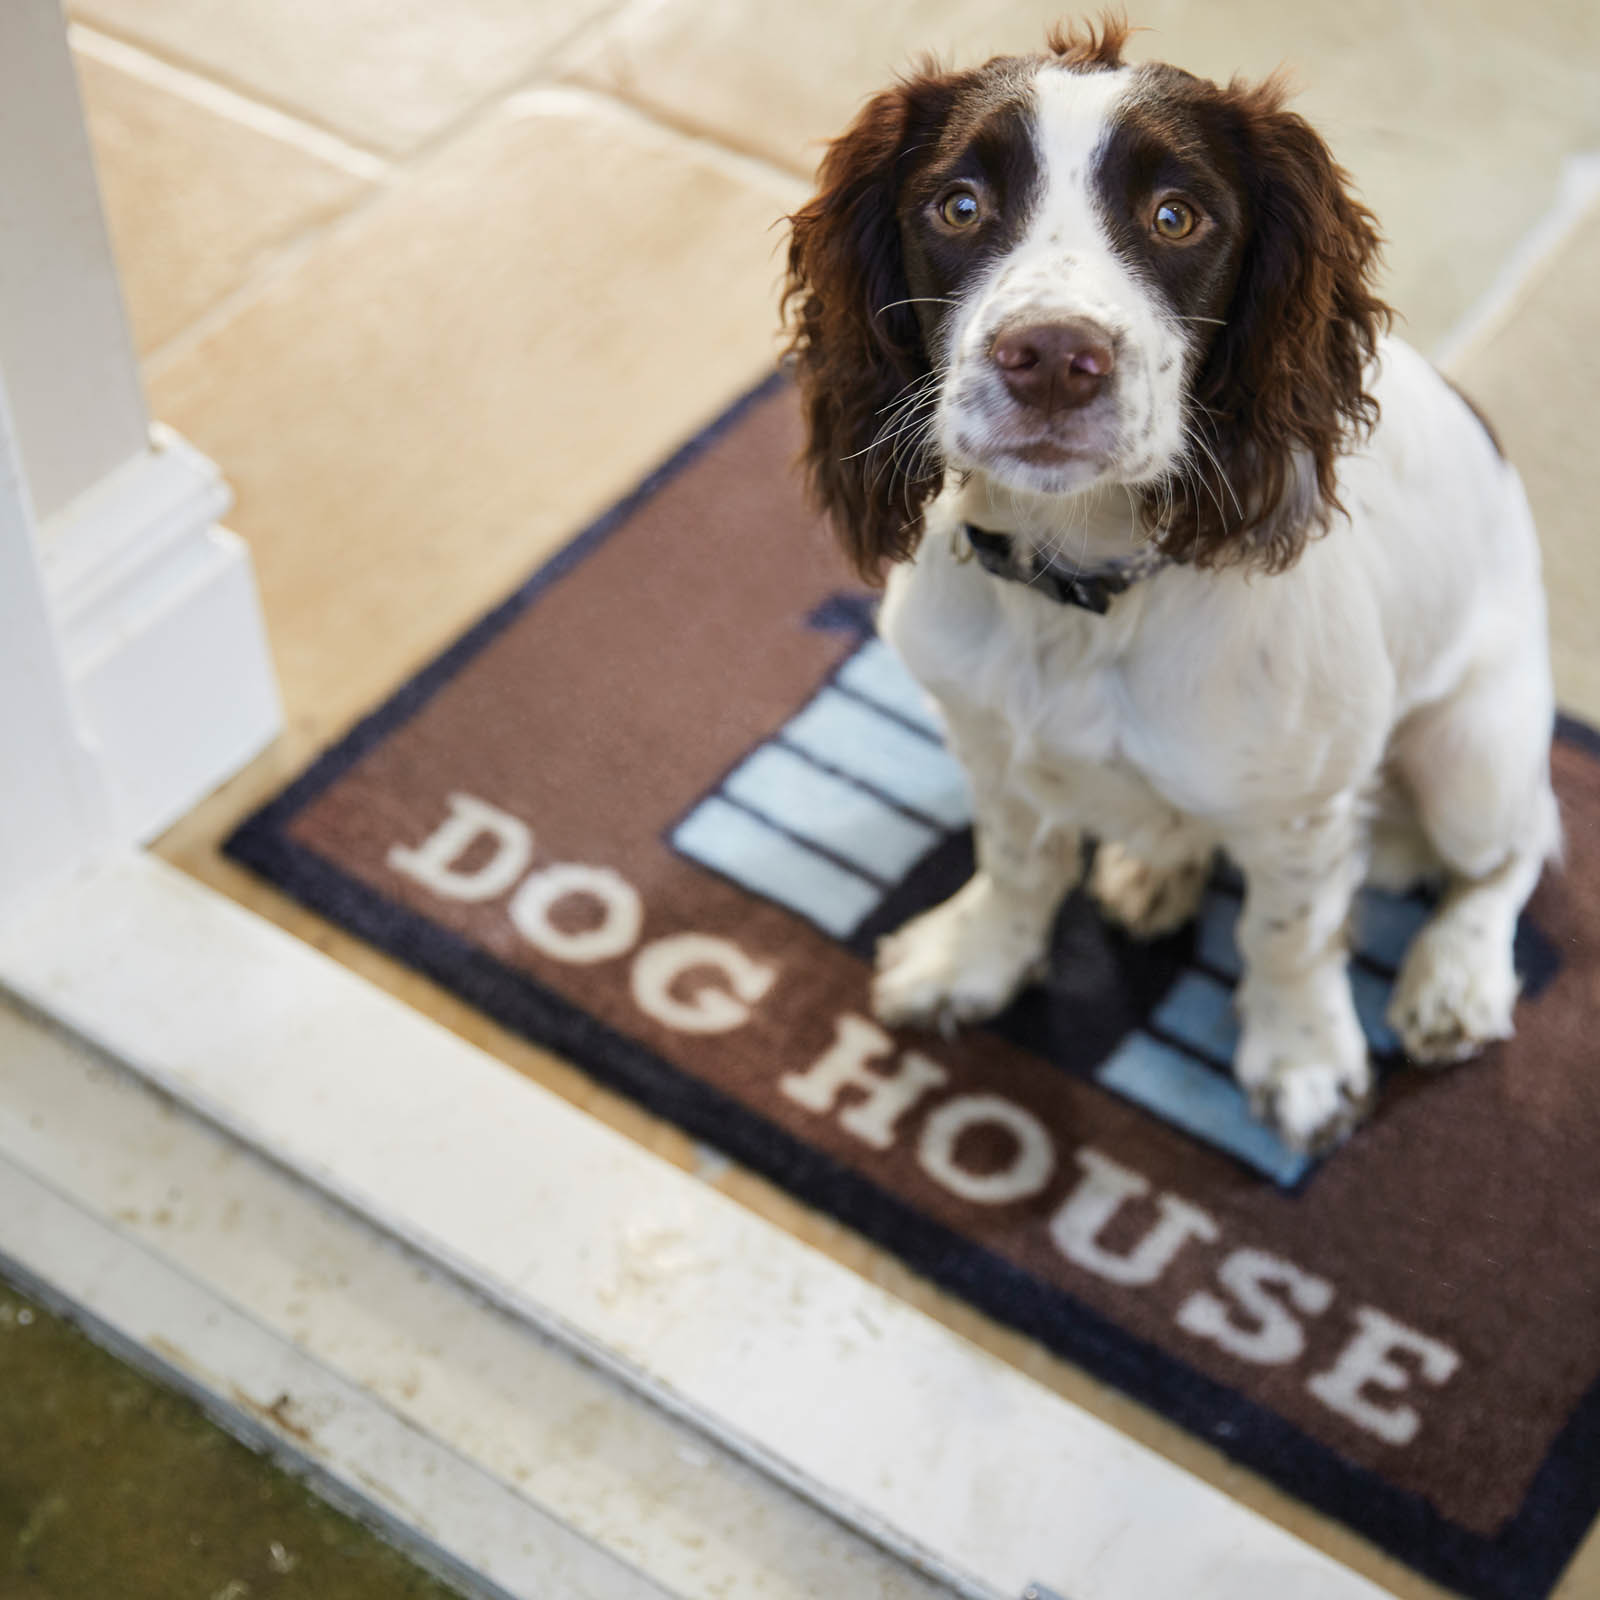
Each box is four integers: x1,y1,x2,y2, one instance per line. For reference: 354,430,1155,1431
70,0,634,186
137,193,394,380
64,16,397,166
1433,148,1600,371
507,81,811,200
380,0,639,174
70,23,391,183
551,75,820,183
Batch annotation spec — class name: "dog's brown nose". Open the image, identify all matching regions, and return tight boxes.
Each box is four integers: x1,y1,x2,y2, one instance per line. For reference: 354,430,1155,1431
991,320,1115,413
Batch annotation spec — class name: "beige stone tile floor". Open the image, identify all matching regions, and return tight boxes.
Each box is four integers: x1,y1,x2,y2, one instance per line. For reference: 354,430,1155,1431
64,8,1600,1597
71,0,624,156
77,37,373,356
1456,199,1600,727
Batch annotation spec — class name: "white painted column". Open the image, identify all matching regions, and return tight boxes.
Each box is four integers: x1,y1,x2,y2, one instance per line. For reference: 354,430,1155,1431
0,0,281,857
0,0,148,522
0,377,111,915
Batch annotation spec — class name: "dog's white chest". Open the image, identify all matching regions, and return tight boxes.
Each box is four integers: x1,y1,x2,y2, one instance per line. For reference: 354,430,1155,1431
877,529,1250,838
877,541,1196,832
885,548,1122,733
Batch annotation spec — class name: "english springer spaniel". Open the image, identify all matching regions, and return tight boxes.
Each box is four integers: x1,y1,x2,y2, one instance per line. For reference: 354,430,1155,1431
782,18,1557,1153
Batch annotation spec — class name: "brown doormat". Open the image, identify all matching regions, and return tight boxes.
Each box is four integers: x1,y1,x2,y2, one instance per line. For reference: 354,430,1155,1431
228,376,1600,1600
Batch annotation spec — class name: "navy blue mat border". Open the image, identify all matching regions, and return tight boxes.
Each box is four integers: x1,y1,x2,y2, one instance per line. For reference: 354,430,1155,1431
225,373,1600,1600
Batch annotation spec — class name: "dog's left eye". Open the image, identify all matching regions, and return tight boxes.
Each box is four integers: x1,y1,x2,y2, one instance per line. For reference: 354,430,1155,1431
938,187,983,228
1153,198,1199,240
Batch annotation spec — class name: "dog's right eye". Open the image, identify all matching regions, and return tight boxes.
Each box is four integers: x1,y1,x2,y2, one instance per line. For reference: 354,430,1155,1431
938,187,983,228
1152,197,1199,240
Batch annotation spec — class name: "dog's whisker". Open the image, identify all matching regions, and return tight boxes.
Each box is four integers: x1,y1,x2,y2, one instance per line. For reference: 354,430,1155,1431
865,399,942,501
870,370,942,419
874,297,958,320
844,391,939,464
1183,419,1245,522
882,414,936,494
1180,452,1228,531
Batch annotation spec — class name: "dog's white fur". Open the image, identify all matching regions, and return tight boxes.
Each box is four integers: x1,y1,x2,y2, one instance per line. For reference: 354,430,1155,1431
870,65,1558,1153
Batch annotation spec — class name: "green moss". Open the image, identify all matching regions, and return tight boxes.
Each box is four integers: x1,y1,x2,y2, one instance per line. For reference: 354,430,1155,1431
0,1282,463,1600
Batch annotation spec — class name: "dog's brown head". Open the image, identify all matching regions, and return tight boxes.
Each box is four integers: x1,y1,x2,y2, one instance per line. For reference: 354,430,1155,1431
783,17,1391,580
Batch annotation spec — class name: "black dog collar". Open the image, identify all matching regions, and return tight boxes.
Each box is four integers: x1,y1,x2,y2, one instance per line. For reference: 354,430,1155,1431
963,523,1169,615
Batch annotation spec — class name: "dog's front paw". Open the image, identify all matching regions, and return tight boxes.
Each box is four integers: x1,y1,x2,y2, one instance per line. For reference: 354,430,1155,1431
1237,977,1374,1154
1388,913,1517,1066
1246,1060,1375,1156
872,877,1047,1032
1089,841,1209,939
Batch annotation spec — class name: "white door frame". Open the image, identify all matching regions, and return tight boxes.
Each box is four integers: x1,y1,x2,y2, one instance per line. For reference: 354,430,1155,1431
0,5,1395,1597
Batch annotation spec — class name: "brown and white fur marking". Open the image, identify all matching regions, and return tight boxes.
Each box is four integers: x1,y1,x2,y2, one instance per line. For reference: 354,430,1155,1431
783,20,1558,1154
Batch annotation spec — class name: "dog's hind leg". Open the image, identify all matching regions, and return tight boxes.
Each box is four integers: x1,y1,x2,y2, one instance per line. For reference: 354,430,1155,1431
1364,767,1444,894
1089,822,1216,940
1386,656,1559,1065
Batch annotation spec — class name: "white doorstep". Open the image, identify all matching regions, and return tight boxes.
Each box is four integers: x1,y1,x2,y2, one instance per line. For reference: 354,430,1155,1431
0,998,951,1600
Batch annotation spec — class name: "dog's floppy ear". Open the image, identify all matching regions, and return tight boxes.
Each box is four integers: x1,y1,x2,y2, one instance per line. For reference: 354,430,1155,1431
784,78,949,581
1163,77,1391,572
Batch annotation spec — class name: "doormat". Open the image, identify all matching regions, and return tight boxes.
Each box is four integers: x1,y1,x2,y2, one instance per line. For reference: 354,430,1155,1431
228,375,1600,1600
